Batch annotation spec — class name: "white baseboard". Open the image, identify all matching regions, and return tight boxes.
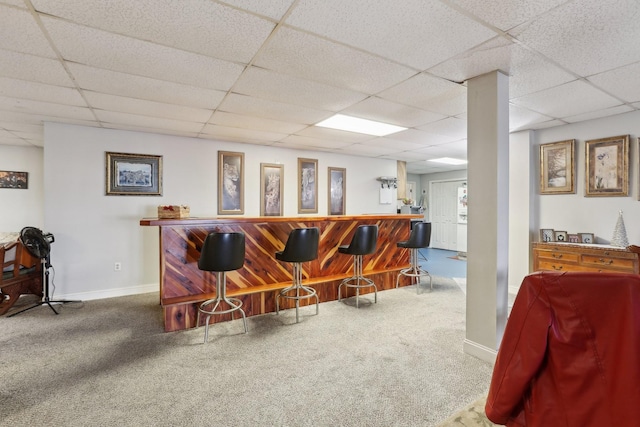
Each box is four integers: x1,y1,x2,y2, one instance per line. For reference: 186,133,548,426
55,283,158,302
463,338,497,364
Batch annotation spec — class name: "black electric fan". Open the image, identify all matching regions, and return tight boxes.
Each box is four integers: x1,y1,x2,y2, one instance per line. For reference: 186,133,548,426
9,227,81,316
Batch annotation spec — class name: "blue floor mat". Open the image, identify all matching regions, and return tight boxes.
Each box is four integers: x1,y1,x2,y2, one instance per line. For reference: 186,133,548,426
418,247,467,279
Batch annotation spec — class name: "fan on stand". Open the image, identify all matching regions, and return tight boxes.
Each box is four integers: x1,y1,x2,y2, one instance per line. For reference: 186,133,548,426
9,226,81,316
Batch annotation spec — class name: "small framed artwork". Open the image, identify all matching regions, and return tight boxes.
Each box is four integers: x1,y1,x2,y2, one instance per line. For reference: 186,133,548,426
218,151,244,215
328,167,346,215
0,171,28,189
540,229,555,242
106,152,162,196
585,135,629,197
554,230,568,242
540,139,575,194
298,158,318,214
579,233,595,244
260,163,283,216
567,234,580,243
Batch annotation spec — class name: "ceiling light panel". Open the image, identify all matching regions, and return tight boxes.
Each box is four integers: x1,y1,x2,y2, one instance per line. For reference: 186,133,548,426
316,114,407,136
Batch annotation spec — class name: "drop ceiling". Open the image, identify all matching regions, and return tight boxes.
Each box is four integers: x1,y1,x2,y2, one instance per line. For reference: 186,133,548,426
1,0,639,174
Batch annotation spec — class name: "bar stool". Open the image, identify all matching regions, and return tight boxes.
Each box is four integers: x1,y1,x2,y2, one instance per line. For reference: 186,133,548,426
396,222,432,294
196,232,247,343
337,224,378,308
275,227,320,323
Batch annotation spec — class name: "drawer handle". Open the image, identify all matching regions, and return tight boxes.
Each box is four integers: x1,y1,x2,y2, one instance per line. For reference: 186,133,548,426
598,258,614,265
552,253,563,259
552,265,563,271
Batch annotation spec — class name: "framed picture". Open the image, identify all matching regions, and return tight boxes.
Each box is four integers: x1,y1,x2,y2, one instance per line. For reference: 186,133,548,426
579,233,595,244
539,229,555,242
260,163,283,216
218,151,244,215
298,158,318,214
554,230,568,243
585,135,629,197
328,167,346,215
567,234,580,243
539,139,575,194
106,152,162,196
0,170,28,189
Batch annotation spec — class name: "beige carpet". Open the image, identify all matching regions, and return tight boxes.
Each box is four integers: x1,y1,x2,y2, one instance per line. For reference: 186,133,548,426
436,396,498,426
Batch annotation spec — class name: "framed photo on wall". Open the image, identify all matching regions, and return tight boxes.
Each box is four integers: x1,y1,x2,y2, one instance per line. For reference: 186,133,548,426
0,170,28,189
328,167,346,215
539,139,575,194
298,158,318,214
218,151,244,215
260,163,283,216
105,152,162,196
585,135,629,197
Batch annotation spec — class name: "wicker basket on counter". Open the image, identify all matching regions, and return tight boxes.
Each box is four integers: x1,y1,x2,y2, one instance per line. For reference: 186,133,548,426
157,205,190,219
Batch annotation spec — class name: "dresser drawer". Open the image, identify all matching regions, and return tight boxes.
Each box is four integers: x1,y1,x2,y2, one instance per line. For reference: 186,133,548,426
535,250,580,263
537,260,581,272
581,254,636,272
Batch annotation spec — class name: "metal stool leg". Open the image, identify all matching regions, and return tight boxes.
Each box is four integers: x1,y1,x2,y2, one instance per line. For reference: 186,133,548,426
197,271,248,343
396,248,431,294
276,262,318,323
338,254,377,308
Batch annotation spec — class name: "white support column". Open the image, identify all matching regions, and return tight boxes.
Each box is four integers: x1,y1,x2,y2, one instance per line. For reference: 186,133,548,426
464,71,510,362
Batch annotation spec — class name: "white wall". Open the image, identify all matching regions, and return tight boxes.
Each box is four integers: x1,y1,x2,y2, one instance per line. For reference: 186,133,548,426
0,145,44,231
41,123,397,300
534,110,640,247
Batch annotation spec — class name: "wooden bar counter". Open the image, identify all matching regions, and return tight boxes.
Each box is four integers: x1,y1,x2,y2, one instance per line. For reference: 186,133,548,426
140,215,421,332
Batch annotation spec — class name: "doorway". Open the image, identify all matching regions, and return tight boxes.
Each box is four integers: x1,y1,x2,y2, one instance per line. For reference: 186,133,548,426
429,179,466,251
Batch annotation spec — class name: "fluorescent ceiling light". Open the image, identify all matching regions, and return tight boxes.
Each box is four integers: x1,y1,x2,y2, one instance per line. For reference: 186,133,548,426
428,157,468,165
316,114,407,136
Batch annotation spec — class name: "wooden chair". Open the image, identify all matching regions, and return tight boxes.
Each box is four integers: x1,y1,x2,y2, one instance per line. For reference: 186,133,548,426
0,240,43,316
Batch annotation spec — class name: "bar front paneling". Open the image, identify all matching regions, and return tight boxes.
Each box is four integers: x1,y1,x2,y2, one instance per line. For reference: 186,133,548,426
140,215,420,331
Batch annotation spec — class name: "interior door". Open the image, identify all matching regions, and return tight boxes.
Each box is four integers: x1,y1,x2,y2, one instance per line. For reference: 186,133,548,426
429,180,465,250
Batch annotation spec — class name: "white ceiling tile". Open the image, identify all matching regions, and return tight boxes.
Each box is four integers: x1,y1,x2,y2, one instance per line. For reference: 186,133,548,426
364,137,428,151
200,123,287,143
31,0,275,63
0,77,85,106
101,123,201,139
510,80,621,118
233,66,367,111
338,143,398,156
0,1,27,8
379,151,432,162
84,92,213,123
0,96,94,121
588,62,640,103
67,63,226,109
429,36,576,98
218,93,331,124
450,0,568,31
0,5,57,58
95,110,205,133
511,0,640,76
386,129,457,146
285,0,497,69
279,134,354,149
563,105,634,123
378,73,467,116
254,26,416,94
0,49,75,87
210,111,307,134
41,17,244,91
0,136,33,146
341,97,446,128
0,122,44,134
417,117,467,139
509,104,553,131
220,0,297,20
527,119,567,130
0,109,97,128
294,126,372,143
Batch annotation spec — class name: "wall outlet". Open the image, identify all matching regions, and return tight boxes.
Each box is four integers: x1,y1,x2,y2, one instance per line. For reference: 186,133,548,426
114,262,122,271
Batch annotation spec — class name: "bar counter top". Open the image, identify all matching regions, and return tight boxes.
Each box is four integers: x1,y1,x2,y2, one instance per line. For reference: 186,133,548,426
141,214,421,331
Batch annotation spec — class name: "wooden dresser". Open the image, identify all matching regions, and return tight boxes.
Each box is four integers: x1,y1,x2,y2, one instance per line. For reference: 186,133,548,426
533,242,640,274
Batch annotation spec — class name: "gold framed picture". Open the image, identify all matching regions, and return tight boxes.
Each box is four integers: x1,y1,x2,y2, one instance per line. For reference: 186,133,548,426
260,163,283,216
328,167,346,215
298,158,318,214
585,135,629,197
105,152,162,196
218,151,244,215
539,139,575,194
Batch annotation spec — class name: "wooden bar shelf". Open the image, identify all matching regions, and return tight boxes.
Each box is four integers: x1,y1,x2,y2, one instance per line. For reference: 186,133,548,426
141,215,421,331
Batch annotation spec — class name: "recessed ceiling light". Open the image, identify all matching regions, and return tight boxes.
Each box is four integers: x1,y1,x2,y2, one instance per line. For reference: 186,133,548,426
316,114,407,136
428,157,468,165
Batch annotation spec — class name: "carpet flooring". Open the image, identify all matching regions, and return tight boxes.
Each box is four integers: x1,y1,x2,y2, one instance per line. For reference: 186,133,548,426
1,275,495,427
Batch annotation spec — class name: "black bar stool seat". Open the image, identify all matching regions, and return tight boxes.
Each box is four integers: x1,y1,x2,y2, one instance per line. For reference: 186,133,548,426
338,224,378,308
196,232,247,343
275,227,320,323
396,222,432,293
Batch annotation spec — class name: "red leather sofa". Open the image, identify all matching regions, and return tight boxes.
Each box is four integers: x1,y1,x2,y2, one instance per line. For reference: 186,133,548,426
485,271,640,426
